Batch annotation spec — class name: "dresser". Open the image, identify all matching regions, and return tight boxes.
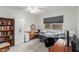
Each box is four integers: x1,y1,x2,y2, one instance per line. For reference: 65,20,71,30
27,31,38,40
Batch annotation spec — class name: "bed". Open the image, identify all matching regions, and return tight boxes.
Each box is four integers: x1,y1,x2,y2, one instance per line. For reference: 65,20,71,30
38,30,76,48
38,30,65,42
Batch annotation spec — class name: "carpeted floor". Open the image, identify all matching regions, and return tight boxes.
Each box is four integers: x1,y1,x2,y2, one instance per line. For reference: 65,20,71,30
8,38,48,52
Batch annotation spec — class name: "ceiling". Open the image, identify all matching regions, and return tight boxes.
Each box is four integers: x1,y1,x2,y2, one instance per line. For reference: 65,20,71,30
6,6,76,15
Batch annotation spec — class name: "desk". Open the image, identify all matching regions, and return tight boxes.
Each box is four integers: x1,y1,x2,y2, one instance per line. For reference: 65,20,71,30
48,39,72,52
27,31,38,40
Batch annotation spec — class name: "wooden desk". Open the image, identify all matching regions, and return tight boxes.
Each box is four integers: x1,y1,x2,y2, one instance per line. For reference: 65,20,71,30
48,39,72,52
27,31,38,40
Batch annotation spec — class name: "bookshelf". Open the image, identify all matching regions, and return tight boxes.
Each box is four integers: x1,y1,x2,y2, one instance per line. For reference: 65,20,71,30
0,17,14,46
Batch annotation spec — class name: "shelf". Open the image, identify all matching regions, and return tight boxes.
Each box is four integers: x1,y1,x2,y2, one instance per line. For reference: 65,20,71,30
0,30,13,32
6,39,13,41
0,25,13,26
0,18,14,46
0,35,9,38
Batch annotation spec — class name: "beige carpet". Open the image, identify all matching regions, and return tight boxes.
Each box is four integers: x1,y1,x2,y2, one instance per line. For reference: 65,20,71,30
8,39,48,52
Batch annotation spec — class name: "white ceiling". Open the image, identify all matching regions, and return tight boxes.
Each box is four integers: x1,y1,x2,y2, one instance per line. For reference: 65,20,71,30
6,6,77,15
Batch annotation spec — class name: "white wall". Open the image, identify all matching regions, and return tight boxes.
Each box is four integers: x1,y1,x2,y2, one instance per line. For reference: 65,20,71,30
37,7,77,33
77,7,79,39
0,7,38,45
25,14,38,31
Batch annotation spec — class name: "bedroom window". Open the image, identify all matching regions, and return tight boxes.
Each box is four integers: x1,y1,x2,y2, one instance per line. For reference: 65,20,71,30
44,16,63,30
44,23,63,30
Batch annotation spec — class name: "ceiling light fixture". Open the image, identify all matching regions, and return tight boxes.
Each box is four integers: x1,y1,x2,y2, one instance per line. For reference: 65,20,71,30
26,6,40,14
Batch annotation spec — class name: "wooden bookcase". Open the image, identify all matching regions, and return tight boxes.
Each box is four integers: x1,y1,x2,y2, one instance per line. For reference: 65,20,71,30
0,17,15,46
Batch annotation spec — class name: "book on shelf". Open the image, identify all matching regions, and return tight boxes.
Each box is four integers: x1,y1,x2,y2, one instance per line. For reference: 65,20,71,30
9,26,13,30
3,21,6,25
8,32,12,35
2,32,8,36
0,21,13,25
0,22,2,25
0,27,2,31
8,21,11,25
9,35,13,40
0,32,1,36
1,26,13,31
